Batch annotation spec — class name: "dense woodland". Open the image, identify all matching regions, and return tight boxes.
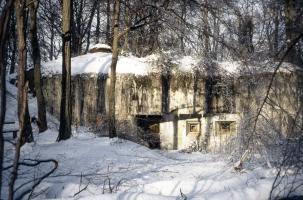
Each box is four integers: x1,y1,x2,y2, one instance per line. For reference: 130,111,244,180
0,0,303,199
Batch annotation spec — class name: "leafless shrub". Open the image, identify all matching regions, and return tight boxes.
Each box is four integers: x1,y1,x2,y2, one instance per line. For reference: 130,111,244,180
73,172,90,197
102,165,127,194
269,137,303,200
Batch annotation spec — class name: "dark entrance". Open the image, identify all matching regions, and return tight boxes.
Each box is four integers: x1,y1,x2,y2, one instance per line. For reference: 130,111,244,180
135,115,163,149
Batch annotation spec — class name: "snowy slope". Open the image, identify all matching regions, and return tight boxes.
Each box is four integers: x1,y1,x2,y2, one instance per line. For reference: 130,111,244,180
3,82,296,200
3,129,276,200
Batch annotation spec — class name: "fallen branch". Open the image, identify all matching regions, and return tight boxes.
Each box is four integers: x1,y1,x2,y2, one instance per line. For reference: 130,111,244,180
234,149,250,172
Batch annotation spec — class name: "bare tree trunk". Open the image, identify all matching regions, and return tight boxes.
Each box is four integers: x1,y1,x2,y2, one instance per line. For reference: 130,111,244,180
180,1,186,54
203,5,210,57
9,0,33,199
84,0,98,53
108,0,120,138
95,1,100,43
71,0,84,56
273,1,279,58
9,10,16,74
212,17,219,59
203,4,213,115
49,0,55,61
50,21,55,61
8,83,29,200
106,0,111,44
58,0,72,141
85,29,92,54
284,0,296,60
29,0,47,132
15,0,33,146
0,0,13,197
238,14,254,58
284,0,303,65
123,0,130,51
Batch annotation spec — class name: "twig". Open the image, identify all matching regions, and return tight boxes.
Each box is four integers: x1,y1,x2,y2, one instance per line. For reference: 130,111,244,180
73,183,89,197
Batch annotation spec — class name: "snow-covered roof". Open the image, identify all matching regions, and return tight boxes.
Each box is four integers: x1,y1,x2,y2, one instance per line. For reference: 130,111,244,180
173,57,242,75
177,56,199,72
42,52,153,76
42,53,302,77
89,43,111,51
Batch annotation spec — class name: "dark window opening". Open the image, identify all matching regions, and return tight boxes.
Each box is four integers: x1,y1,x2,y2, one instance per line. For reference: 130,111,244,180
187,121,200,135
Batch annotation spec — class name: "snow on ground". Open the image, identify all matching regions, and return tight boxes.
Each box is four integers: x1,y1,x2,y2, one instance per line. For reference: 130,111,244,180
1,83,294,200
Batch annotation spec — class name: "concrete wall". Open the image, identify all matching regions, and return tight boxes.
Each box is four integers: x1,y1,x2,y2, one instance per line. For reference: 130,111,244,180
43,73,163,126
204,114,240,153
236,72,303,136
42,70,303,150
42,72,210,126
158,112,240,151
157,72,303,151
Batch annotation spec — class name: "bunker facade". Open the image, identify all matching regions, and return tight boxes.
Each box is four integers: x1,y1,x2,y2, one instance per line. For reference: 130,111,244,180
42,53,303,151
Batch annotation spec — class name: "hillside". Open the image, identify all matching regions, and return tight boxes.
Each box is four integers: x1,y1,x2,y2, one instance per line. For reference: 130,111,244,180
2,83,300,200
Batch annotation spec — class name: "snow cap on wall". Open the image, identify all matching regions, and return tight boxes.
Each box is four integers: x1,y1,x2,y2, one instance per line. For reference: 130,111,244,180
89,43,112,53
42,52,153,76
41,51,301,77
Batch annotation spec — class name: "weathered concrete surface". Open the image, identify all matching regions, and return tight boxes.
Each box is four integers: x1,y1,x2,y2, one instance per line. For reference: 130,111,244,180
158,71,303,151
42,70,303,151
42,72,210,126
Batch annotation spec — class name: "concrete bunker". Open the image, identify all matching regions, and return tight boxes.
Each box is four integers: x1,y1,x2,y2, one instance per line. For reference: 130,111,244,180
41,51,303,151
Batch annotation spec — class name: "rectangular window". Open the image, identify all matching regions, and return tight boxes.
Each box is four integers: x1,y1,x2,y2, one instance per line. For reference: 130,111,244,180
215,121,236,136
187,121,200,135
